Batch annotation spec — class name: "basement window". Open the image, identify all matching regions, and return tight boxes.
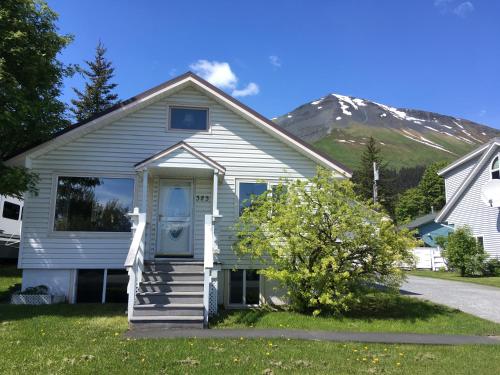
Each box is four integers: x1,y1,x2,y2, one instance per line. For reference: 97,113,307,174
492,157,500,179
229,269,260,306
76,269,128,303
169,107,209,131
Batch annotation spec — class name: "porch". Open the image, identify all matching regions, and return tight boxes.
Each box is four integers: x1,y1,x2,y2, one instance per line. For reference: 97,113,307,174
124,142,224,328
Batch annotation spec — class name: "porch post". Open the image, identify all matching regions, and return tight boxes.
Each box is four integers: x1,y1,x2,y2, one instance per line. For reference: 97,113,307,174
141,169,148,213
212,170,219,216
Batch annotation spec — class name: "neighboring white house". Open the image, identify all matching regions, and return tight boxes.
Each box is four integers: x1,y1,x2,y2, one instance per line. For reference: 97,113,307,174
436,138,500,259
4,72,351,327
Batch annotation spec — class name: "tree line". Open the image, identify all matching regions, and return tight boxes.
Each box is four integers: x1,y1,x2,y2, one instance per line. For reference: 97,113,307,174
0,0,119,198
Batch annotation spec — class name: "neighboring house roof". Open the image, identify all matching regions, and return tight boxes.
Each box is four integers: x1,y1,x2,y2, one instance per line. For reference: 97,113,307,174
4,72,352,177
404,212,438,230
436,138,500,223
134,141,226,174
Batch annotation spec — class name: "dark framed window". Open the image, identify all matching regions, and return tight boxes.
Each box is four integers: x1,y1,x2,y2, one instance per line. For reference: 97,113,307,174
76,269,128,303
169,107,208,131
229,269,261,305
54,177,134,232
76,269,104,303
492,157,500,179
238,182,267,216
2,201,21,220
477,236,484,251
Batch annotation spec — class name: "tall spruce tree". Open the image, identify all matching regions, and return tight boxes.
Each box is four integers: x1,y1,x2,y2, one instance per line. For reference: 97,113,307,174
352,137,395,215
71,41,119,121
0,0,73,197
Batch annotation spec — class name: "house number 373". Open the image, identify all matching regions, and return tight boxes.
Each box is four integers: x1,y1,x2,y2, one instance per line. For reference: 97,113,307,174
196,195,210,202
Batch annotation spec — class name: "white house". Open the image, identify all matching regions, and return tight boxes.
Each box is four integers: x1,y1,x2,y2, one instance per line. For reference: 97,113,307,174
436,138,500,259
4,72,351,327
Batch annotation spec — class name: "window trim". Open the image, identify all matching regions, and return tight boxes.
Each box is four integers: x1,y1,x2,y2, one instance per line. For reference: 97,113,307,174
49,172,136,238
167,105,211,133
491,155,500,180
235,179,279,217
226,269,262,307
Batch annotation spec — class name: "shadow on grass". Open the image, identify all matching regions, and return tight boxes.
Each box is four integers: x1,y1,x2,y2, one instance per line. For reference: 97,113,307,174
0,303,127,323
212,293,458,328
0,282,21,303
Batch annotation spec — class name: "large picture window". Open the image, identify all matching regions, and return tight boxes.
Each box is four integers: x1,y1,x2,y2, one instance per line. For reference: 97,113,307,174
169,107,208,131
54,177,134,232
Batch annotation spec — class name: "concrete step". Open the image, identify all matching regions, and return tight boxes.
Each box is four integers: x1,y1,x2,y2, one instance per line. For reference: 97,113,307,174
142,271,204,282
139,281,204,293
136,291,203,305
133,303,204,317
145,262,204,273
130,315,204,329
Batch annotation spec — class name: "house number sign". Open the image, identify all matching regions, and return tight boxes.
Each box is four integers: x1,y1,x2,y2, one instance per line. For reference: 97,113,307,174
196,194,210,202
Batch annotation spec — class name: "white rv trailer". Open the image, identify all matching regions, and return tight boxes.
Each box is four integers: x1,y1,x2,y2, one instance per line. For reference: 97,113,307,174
0,195,23,259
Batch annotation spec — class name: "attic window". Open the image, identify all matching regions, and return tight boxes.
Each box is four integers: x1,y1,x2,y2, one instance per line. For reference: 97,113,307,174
169,107,208,131
492,157,500,179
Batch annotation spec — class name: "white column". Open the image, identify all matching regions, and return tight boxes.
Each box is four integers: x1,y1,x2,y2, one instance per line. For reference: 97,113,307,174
212,170,219,217
141,169,148,213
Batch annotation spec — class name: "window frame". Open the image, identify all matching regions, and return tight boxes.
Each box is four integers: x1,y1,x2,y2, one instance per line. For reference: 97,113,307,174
49,173,136,238
167,105,211,133
75,268,128,303
2,201,21,221
491,156,500,180
236,179,279,217
226,269,262,307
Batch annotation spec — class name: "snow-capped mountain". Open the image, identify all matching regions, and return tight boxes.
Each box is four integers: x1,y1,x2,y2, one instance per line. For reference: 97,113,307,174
274,94,499,169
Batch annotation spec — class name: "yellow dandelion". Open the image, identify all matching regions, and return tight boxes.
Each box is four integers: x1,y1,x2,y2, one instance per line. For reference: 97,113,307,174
364,346,368,350
399,352,404,356
266,352,270,356
396,362,401,366
362,358,367,361
353,349,358,352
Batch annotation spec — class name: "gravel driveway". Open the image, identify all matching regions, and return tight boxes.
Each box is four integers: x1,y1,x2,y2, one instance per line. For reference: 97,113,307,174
401,276,500,323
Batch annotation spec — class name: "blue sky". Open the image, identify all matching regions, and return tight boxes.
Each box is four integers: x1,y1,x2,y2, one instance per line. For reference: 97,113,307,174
50,0,500,128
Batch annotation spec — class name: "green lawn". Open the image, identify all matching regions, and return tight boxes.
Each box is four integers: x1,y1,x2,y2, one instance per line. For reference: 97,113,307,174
1,264,500,374
409,270,500,288
212,293,500,336
0,262,21,302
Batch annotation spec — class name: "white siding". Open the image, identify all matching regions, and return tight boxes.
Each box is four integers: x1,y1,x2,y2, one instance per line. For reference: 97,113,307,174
443,156,478,201
445,152,500,258
20,85,327,269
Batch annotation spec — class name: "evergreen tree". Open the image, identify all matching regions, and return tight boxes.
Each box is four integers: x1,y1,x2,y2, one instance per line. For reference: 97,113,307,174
71,41,119,121
0,0,72,197
352,137,394,214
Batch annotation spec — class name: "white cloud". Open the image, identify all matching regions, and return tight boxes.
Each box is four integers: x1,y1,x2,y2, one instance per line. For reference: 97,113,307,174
232,82,260,97
189,60,237,89
479,109,487,117
453,1,474,17
189,59,260,97
434,0,474,17
269,55,281,68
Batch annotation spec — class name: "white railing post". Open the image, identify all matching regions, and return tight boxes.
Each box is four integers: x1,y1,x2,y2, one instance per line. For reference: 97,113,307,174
125,207,147,321
203,214,214,327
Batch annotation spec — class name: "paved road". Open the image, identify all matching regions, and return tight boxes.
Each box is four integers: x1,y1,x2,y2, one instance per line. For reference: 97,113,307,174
401,276,500,323
126,328,500,344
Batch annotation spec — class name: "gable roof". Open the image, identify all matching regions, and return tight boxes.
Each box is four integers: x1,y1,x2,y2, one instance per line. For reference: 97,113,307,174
134,141,226,174
436,139,500,223
403,212,438,230
4,72,352,177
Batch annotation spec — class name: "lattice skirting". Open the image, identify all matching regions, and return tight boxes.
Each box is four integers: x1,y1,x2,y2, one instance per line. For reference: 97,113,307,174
208,274,218,317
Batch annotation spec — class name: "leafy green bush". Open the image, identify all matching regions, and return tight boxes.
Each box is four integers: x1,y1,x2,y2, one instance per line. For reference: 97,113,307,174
234,168,416,315
483,258,500,277
440,226,487,277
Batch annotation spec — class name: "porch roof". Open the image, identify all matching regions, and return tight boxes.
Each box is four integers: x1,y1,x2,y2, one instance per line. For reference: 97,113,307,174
134,141,226,175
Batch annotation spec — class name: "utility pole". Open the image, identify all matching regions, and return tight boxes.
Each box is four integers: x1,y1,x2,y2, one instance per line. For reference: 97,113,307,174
373,161,379,203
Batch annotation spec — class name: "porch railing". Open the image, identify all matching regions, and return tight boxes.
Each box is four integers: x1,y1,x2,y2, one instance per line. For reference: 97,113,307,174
124,207,146,320
203,214,216,326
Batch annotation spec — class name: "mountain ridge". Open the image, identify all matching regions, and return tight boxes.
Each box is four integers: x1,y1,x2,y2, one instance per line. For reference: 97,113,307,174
274,93,499,169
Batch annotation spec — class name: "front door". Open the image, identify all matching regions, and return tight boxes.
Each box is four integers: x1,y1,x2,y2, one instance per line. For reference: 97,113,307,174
156,179,193,257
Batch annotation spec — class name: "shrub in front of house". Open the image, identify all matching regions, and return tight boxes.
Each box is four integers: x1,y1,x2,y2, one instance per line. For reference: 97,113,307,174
438,226,488,277
233,168,416,315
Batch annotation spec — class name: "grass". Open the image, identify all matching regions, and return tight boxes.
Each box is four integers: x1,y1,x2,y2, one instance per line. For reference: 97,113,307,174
212,293,500,336
409,269,500,288
0,261,21,302
313,123,475,169
1,264,500,374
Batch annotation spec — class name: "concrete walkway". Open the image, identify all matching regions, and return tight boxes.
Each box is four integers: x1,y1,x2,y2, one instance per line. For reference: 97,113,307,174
125,328,500,345
401,276,500,323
